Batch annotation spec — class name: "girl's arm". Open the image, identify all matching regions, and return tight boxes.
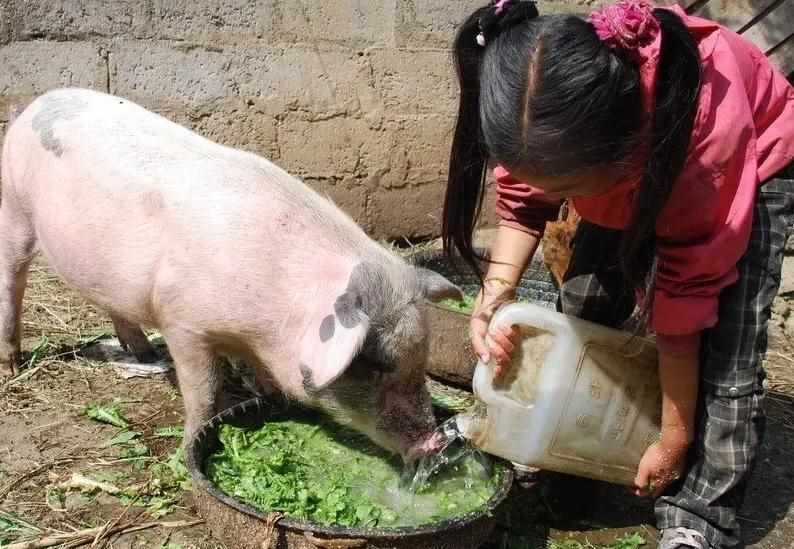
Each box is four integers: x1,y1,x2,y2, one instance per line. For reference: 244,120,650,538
658,335,700,448
635,333,700,496
471,225,540,367
485,224,541,284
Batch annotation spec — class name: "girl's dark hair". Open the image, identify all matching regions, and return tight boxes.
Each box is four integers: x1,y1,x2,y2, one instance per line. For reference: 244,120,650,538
442,3,702,296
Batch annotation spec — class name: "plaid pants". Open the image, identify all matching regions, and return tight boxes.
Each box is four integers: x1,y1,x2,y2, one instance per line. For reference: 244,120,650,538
558,165,794,549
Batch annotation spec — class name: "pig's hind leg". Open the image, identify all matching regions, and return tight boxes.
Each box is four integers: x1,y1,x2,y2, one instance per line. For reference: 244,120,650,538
0,200,35,377
162,330,222,443
111,315,159,363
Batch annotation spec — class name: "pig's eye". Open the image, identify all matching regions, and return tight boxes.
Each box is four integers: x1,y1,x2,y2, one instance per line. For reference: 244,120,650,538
346,358,394,381
370,360,396,374
346,359,373,380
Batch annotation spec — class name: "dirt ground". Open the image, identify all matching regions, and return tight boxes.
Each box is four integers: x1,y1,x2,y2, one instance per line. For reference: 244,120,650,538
1,259,793,549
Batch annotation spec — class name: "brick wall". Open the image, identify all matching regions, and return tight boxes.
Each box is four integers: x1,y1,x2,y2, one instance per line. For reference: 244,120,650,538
0,0,606,240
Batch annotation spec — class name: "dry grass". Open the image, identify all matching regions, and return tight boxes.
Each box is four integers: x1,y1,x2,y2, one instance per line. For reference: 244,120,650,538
1,256,117,422
22,257,111,349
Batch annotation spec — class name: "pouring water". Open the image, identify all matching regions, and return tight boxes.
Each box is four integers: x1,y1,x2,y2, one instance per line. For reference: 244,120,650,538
402,413,492,494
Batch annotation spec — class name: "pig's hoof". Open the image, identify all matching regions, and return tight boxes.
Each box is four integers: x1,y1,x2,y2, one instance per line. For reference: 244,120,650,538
133,348,160,364
0,357,19,378
118,336,159,363
0,346,21,378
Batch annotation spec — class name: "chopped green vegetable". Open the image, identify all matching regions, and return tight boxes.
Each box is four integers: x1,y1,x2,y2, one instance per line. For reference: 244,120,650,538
151,447,192,492
206,416,502,529
437,293,477,314
106,430,141,446
26,335,51,369
91,470,130,484
546,534,646,549
85,404,130,429
119,443,150,460
611,533,646,549
153,426,185,438
436,292,534,314
78,331,113,346
0,509,40,545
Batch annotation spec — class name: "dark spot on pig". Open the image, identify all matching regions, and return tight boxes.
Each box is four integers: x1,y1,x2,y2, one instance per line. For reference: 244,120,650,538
319,314,335,342
300,363,316,395
334,291,363,328
31,92,87,158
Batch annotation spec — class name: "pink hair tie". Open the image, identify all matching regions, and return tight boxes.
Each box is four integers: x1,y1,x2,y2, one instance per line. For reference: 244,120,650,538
588,0,660,53
588,1,663,153
494,0,512,14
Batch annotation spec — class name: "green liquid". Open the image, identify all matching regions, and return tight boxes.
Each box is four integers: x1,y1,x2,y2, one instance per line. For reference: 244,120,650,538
437,294,477,314
206,417,502,528
437,293,530,314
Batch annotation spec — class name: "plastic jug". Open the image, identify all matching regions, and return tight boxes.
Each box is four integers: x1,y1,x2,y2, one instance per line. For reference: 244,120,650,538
456,302,662,486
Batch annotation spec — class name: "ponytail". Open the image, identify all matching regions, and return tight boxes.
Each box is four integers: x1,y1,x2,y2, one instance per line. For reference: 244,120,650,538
619,8,702,291
442,1,540,277
442,7,490,276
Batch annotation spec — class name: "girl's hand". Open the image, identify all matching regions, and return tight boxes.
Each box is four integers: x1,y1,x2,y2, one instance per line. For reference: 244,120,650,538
470,278,520,376
633,437,689,498
635,337,699,498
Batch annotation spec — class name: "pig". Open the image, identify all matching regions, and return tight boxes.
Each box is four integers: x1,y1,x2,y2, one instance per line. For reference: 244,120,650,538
0,88,462,462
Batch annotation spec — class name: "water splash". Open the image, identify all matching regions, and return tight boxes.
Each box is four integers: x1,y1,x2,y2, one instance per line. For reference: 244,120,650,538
355,416,494,526
402,415,492,494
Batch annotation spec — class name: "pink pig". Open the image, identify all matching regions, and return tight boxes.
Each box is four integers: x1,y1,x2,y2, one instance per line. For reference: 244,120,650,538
0,88,461,461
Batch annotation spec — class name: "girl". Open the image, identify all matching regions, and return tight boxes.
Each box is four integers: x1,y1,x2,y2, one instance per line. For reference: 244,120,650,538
441,1,794,548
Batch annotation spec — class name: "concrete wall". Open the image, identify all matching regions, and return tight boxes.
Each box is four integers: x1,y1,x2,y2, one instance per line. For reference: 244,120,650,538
0,0,607,240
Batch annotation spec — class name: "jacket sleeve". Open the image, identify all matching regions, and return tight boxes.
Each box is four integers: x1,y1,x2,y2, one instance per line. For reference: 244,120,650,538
494,165,563,238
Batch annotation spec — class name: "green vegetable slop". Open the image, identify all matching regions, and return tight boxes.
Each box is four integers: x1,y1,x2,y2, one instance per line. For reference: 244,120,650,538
206,416,502,529
437,293,477,314
436,293,531,314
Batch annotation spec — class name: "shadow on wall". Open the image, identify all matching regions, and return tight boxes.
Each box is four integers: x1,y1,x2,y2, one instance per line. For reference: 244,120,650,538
686,0,794,77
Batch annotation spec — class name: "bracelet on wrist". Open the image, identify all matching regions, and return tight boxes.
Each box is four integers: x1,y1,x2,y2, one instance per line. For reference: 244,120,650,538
483,276,516,289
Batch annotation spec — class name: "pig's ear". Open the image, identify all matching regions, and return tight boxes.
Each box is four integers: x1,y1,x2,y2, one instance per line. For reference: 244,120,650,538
299,305,370,391
415,267,464,302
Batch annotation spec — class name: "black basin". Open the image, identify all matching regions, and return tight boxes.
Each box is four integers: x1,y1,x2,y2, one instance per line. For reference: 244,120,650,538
185,397,514,549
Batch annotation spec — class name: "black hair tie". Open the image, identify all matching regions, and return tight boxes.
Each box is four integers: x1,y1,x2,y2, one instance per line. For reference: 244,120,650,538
476,0,539,47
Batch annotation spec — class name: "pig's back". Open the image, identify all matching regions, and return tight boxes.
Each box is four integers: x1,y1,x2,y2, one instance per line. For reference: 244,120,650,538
10,88,261,194
3,88,379,327
9,87,365,245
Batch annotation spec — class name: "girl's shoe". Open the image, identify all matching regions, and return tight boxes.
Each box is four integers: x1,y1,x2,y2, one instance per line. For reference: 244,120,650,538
659,527,709,549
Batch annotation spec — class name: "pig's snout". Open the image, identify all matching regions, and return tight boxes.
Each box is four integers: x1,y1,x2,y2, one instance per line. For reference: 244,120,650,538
375,381,438,464
403,431,445,464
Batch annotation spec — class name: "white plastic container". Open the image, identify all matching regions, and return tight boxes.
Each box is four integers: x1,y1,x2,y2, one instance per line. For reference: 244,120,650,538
457,302,662,486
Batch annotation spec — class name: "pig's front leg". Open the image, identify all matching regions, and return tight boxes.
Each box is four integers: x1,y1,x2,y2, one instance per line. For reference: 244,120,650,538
163,330,222,443
111,315,159,363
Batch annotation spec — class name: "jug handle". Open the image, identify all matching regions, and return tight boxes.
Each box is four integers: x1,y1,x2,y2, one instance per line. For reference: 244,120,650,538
473,302,568,412
488,302,566,338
